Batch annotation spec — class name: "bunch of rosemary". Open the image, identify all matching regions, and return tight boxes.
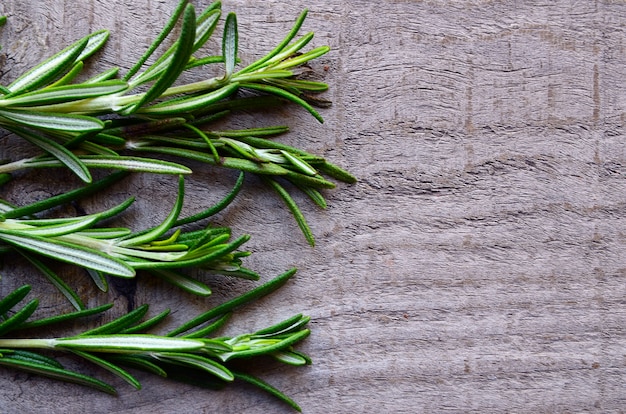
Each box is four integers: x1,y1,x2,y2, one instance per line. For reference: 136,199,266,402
0,270,309,411
0,1,354,411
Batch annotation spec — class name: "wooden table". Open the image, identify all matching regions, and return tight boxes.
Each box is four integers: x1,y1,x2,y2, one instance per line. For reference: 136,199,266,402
0,1,624,412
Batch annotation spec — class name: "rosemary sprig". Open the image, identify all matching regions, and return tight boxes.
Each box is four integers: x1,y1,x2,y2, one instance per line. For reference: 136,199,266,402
0,269,309,412
0,2,330,161
0,0,356,245
0,5,343,411
0,174,255,307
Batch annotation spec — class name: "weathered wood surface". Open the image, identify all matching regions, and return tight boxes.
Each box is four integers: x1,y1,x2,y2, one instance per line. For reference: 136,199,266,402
0,0,625,412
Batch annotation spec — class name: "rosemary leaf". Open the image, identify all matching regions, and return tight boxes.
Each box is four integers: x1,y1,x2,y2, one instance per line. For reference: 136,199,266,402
18,303,113,330
5,37,88,95
71,349,142,389
0,357,117,395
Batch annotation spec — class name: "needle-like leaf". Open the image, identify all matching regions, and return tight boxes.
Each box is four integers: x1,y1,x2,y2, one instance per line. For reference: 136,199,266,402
0,356,117,394
0,232,135,278
124,0,190,81
122,4,197,114
131,8,221,87
174,171,244,226
234,372,303,413
75,30,110,63
262,177,315,247
1,81,127,107
9,216,99,238
107,355,167,377
0,171,128,220
157,352,233,381
18,303,113,330
86,269,109,293
46,61,84,88
149,269,212,296
117,175,185,247
5,37,88,95
272,350,310,366
0,285,31,316
20,155,191,175
235,9,309,76
2,124,92,182
19,251,86,311
0,299,39,336
71,350,142,389
138,82,239,116
119,309,171,334
254,314,309,337
167,268,297,336
222,13,238,79
80,305,150,336
0,350,63,369
84,67,120,84
240,82,323,123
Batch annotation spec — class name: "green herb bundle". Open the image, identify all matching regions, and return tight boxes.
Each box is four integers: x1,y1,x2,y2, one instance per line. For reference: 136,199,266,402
0,270,310,411
0,0,355,245
0,1,354,411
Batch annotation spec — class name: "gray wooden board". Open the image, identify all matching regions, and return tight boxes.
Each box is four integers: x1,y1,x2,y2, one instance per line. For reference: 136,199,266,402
0,0,624,412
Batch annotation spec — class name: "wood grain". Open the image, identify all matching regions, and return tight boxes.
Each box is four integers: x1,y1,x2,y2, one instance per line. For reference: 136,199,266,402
0,0,624,413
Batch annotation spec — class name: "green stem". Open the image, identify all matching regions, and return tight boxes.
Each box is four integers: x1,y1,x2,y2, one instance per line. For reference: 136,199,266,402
0,338,54,349
0,158,30,174
23,76,225,115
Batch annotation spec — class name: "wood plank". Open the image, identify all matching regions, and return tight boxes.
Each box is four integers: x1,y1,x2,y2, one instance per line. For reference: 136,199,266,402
0,0,624,412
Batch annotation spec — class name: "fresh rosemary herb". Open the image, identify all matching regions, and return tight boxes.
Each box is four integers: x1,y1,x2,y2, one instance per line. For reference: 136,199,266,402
0,269,309,412
0,172,254,308
0,0,356,245
0,2,354,410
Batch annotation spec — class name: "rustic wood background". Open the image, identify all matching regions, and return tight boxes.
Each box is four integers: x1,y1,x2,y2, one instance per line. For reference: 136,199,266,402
0,0,625,413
